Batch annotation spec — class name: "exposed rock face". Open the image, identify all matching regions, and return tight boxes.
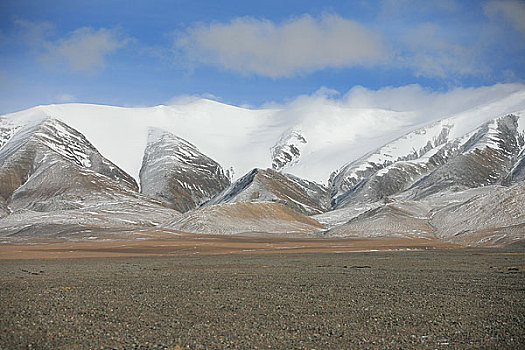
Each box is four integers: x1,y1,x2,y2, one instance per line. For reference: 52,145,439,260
283,173,331,211
165,202,324,235
0,197,8,219
505,151,525,184
333,161,428,208
271,130,307,171
0,117,21,150
139,128,231,213
206,168,329,216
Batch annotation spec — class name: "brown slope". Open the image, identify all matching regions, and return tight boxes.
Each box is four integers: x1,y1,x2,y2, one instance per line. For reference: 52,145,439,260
165,201,325,235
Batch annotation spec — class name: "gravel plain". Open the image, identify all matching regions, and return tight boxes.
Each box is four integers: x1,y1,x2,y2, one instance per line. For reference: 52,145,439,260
1,249,524,349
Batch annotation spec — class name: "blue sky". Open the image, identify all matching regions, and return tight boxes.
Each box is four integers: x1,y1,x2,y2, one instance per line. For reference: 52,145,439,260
1,0,524,114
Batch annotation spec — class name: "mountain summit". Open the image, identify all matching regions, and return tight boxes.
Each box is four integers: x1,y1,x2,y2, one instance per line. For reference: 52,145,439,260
140,128,230,212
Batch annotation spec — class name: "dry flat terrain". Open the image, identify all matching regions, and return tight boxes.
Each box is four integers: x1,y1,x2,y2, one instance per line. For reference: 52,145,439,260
0,231,456,260
0,248,524,349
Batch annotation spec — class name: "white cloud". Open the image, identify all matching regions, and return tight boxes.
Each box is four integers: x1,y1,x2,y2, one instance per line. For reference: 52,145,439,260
175,14,386,78
10,20,128,73
342,83,525,119
484,0,525,37
173,11,493,80
39,27,127,72
267,82,525,142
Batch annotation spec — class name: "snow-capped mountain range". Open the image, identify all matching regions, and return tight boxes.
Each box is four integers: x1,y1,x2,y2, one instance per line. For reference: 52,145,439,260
4,87,524,186
1,88,525,245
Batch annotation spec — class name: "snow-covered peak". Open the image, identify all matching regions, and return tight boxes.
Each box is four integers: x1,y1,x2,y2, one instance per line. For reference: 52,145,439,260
140,127,230,212
3,101,279,183
146,127,200,163
331,109,525,207
0,117,138,192
35,118,94,168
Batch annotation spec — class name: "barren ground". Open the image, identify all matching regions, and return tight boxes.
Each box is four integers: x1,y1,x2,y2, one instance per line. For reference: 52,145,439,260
0,235,524,349
0,230,457,260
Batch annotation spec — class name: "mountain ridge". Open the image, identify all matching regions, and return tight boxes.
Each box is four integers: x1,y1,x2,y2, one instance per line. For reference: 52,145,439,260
0,95,524,245
4,88,524,185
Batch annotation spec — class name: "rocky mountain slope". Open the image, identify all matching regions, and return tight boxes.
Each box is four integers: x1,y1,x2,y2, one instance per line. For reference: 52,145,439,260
0,118,179,237
429,183,525,247
331,113,524,208
325,201,433,239
0,118,137,208
140,128,230,212
321,110,525,246
206,168,330,215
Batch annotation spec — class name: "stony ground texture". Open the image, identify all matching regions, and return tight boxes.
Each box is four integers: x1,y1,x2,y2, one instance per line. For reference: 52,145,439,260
1,249,524,349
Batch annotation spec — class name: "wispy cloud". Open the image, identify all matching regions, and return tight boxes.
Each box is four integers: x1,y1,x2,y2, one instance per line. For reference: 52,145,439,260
175,14,386,78
56,93,77,103
484,0,525,37
399,23,483,78
340,83,525,118
39,27,128,72
13,19,55,46
259,83,525,130
12,20,128,73
260,82,525,154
